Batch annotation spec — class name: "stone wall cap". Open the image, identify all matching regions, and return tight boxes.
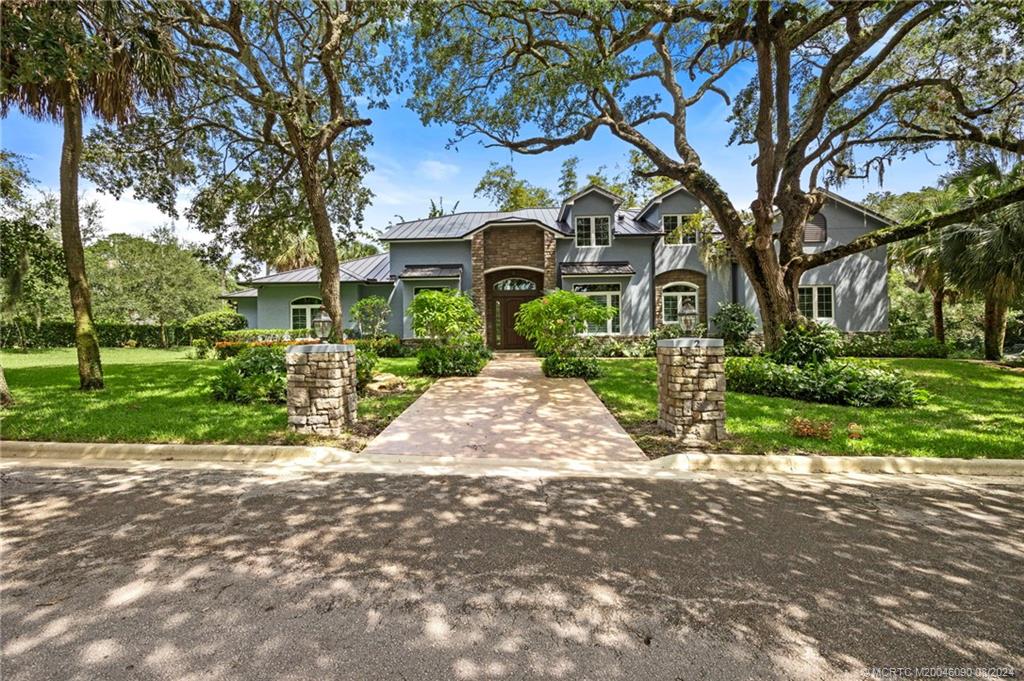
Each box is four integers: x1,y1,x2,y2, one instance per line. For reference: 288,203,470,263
286,343,355,353
657,338,724,348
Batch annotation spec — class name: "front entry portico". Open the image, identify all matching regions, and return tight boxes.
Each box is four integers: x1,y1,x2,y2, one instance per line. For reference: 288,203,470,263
485,268,544,350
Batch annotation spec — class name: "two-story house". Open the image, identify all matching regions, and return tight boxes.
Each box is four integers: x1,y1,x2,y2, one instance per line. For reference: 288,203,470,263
225,184,890,349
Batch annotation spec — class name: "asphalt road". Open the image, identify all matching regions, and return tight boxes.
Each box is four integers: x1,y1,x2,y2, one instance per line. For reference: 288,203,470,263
1,464,1022,680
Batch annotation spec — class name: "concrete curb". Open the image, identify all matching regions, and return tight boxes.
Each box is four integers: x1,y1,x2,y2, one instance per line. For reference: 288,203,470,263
2,440,1022,478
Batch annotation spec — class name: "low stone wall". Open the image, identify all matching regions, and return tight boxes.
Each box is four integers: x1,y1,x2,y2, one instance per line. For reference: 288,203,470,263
285,344,358,436
656,338,726,447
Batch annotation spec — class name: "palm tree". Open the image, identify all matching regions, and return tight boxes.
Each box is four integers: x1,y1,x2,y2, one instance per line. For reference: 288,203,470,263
0,1,176,389
942,162,1024,360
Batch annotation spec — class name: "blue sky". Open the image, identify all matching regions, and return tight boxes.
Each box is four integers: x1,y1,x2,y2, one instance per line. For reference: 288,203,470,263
1,89,948,245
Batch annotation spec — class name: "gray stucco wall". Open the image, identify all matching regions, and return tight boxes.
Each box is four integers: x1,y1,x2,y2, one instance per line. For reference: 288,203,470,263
565,192,617,233
556,236,655,336
234,299,257,328
255,284,323,329
388,241,471,338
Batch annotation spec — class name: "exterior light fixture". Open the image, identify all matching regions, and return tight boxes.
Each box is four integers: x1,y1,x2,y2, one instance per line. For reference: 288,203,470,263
312,307,333,340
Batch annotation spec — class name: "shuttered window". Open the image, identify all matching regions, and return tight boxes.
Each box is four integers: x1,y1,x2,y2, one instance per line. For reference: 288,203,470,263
803,213,827,243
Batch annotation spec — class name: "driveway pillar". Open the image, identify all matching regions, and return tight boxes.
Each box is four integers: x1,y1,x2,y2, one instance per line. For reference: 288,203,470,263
286,344,357,436
657,338,726,447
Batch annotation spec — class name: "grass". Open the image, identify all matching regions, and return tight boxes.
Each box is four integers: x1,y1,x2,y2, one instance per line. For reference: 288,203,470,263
1,347,433,449
589,357,1024,459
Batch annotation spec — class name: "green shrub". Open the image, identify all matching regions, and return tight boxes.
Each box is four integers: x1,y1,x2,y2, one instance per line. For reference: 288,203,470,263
408,289,481,340
184,309,247,344
0,319,188,348
514,290,615,356
221,328,313,342
350,296,392,338
838,334,949,358
417,337,491,377
355,349,379,392
542,354,601,378
772,321,841,366
351,334,402,357
725,356,924,407
210,345,287,404
712,303,757,347
190,338,212,360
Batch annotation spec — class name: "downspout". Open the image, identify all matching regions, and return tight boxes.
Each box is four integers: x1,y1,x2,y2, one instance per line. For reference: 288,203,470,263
650,237,658,331
730,261,739,305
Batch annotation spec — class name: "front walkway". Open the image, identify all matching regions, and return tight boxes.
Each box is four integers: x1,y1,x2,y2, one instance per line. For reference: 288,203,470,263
362,353,646,460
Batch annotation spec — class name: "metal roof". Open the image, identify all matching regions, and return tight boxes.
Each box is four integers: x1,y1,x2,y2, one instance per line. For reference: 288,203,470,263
246,252,391,285
220,288,258,299
380,207,660,241
398,264,464,279
559,261,636,276
822,190,894,225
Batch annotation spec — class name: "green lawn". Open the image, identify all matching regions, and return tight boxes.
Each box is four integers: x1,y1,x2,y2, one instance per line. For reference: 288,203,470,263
589,358,1024,459
1,348,432,448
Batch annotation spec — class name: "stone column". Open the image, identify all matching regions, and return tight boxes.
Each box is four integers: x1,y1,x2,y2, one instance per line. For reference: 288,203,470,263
286,344,357,436
657,338,726,446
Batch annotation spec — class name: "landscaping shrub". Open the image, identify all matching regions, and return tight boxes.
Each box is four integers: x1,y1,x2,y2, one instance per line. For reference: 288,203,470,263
542,354,601,379
350,296,391,338
417,337,491,377
711,303,757,347
725,355,923,407
214,339,318,360
514,290,615,357
210,345,286,404
838,334,949,358
351,334,403,357
183,309,247,343
771,321,841,366
190,338,212,360
409,289,490,376
221,328,312,342
355,349,379,392
0,319,188,348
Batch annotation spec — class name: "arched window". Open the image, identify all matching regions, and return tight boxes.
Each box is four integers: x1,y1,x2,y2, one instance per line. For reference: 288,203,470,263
494,277,537,292
290,297,322,330
662,283,700,329
803,213,827,243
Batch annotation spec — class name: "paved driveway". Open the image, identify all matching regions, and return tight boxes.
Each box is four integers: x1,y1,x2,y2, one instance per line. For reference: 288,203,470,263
363,354,645,460
2,463,1022,680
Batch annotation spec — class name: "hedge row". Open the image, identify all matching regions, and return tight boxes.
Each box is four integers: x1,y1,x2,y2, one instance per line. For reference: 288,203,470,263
1,319,188,349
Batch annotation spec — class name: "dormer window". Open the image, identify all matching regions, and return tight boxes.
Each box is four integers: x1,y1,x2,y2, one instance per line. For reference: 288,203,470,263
663,214,697,245
576,216,611,247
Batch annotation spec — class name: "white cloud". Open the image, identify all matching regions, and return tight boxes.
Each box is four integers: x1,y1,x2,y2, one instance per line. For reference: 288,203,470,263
415,159,460,182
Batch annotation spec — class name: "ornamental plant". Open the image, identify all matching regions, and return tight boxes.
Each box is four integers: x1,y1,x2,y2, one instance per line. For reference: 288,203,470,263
407,289,490,376
350,296,392,338
711,303,757,347
514,290,614,356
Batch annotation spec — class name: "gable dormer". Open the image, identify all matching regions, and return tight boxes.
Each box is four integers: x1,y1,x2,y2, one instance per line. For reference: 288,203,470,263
558,184,622,248
636,184,702,227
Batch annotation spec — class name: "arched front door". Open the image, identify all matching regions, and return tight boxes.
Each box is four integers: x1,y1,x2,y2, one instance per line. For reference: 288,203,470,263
485,269,544,350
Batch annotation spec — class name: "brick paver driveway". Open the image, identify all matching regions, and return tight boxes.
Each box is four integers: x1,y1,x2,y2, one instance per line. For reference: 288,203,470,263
362,353,645,460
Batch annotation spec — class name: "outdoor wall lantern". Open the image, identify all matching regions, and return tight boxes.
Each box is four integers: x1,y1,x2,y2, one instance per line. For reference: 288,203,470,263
312,307,333,340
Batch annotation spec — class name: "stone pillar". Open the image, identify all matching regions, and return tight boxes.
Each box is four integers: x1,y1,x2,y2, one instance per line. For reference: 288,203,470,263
286,344,357,436
470,232,486,333
542,232,557,290
657,338,726,446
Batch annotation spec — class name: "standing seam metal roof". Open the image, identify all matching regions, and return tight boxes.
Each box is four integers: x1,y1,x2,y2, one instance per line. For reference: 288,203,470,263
380,207,661,240
246,252,391,285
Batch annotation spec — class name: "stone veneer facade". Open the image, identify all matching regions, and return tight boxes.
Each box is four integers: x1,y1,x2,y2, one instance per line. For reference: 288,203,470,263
654,269,708,328
656,338,726,446
471,225,557,338
285,344,358,436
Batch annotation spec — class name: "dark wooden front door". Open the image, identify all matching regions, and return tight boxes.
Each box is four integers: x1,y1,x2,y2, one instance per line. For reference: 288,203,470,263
486,268,544,350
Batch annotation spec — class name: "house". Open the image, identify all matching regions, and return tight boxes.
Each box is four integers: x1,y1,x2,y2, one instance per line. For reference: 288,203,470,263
224,184,890,349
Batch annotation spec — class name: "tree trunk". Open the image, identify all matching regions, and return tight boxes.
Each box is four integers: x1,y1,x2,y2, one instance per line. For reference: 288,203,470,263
291,146,344,340
0,364,13,408
61,98,104,390
983,293,1007,361
931,283,946,344
160,322,166,348
742,234,799,351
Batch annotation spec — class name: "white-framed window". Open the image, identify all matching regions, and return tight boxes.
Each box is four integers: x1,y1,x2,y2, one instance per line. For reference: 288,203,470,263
575,216,611,247
662,283,700,329
572,283,620,335
290,296,322,330
798,285,834,320
663,214,697,245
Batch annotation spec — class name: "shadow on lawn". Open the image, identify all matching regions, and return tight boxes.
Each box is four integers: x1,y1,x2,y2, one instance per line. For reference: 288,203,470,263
1,468,1021,679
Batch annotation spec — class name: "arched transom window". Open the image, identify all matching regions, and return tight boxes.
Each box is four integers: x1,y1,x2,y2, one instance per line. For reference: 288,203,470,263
493,277,537,292
662,283,700,329
290,297,322,330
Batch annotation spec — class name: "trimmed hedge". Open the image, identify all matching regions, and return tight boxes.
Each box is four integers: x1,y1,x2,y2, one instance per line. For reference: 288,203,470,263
542,354,601,378
221,328,313,342
214,338,318,360
417,338,491,377
725,356,924,408
0,319,187,349
838,334,949,358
